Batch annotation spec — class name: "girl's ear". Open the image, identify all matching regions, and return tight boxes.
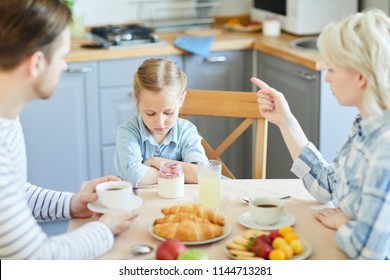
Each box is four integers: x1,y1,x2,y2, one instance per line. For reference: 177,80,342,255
180,90,187,107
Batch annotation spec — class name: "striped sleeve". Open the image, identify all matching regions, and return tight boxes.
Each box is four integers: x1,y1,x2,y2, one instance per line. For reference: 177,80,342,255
25,183,73,221
0,118,114,259
31,222,115,260
0,180,114,259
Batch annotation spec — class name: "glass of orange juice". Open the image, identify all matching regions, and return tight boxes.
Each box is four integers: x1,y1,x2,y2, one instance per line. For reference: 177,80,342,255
198,160,222,210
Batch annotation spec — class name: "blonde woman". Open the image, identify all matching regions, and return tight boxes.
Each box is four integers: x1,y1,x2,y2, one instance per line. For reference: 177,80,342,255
252,9,390,259
114,58,207,187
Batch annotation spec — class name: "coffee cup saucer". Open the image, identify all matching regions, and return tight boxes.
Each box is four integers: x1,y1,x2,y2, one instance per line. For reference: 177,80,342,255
238,211,296,231
87,196,143,214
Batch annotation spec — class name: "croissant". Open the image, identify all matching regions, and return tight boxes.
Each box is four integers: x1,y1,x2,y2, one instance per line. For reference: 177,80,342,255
161,204,225,226
153,220,224,241
154,213,204,225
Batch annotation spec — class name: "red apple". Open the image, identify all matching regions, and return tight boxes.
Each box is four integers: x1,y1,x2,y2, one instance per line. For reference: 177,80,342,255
269,230,282,241
251,240,273,259
254,234,273,245
156,239,186,260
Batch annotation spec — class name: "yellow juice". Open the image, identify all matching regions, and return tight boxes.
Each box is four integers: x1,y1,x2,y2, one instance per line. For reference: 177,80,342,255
199,171,221,209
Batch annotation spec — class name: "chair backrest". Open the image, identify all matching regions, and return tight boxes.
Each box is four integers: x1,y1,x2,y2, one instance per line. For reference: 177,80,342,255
180,89,268,179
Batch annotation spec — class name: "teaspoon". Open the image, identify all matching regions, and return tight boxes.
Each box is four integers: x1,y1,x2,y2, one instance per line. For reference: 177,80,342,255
126,244,154,259
241,195,291,203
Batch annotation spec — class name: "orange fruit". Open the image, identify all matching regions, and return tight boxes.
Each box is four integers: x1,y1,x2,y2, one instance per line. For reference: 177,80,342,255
279,243,293,259
272,237,288,249
268,249,287,260
278,226,294,237
290,239,305,255
284,232,299,244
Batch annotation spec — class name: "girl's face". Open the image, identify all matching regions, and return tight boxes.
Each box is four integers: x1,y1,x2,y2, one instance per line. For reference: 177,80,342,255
138,88,183,143
324,64,366,114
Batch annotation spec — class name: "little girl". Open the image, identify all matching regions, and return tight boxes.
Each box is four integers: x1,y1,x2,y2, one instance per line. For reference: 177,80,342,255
114,58,207,187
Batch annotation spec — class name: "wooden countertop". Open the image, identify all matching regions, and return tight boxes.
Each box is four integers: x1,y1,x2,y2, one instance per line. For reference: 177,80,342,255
67,27,324,71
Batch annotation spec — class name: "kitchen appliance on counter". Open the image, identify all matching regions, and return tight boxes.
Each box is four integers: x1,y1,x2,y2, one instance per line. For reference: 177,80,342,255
138,0,221,32
251,0,358,35
83,24,166,49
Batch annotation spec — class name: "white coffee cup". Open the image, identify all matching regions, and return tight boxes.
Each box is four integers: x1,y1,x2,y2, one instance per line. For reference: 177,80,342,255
249,197,284,225
96,181,133,209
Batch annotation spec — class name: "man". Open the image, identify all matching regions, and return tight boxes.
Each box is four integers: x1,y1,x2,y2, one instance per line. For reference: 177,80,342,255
0,0,137,259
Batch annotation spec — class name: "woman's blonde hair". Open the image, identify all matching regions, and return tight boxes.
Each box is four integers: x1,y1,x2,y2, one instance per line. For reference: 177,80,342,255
133,58,187,106
318,9,390,117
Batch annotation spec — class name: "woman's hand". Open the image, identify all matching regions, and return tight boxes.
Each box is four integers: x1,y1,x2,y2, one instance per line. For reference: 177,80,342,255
250,77,293,127
70,175,121,218
251,77,309,160
315,208,351,230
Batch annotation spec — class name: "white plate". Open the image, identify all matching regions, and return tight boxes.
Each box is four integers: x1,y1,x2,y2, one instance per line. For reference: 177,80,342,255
224,237,313,260
149,223,232,245
87,196,143,214
224,23,262,32
238,211,296,231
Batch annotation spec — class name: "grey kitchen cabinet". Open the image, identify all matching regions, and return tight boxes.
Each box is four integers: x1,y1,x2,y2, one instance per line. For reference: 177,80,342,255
20,62,100,235
184,50,253,92
257,52,356,178
21,62,100,191
99,55,184,176
184,50,254,178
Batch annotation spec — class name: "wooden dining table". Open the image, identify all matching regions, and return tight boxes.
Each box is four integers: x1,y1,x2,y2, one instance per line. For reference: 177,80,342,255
68,179,349,260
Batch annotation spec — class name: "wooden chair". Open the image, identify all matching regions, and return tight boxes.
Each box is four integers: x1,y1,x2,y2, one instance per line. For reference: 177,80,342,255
180,89,268,179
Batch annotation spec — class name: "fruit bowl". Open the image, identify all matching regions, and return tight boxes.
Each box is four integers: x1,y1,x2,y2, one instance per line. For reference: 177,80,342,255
224,228,312,260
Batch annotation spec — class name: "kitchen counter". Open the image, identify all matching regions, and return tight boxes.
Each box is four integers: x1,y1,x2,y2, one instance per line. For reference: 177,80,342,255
67,27,324,71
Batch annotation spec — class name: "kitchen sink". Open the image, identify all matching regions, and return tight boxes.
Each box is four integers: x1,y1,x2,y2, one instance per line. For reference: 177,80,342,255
289,37,318,51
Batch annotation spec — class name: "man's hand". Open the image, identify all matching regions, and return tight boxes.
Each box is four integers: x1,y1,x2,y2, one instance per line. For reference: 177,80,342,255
70,175,120,218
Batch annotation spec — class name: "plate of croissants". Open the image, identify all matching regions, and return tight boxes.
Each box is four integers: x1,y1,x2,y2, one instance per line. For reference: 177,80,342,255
150,203,231,245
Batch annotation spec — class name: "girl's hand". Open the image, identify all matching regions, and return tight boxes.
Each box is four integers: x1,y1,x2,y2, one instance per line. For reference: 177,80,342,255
143,157,165,170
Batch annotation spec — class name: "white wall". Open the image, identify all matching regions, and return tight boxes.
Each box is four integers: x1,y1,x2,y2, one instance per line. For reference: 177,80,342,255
217,0,251,16
74,0,251,26
361,0,390,14
72,0,389,27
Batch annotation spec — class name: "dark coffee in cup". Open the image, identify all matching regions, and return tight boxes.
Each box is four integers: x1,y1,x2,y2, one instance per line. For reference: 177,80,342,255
106,188,122,191
96,181,133,209
256,204,277,208
249,197,284,225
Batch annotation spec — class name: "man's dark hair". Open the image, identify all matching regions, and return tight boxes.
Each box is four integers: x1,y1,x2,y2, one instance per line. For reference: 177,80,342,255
0,0,72,70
